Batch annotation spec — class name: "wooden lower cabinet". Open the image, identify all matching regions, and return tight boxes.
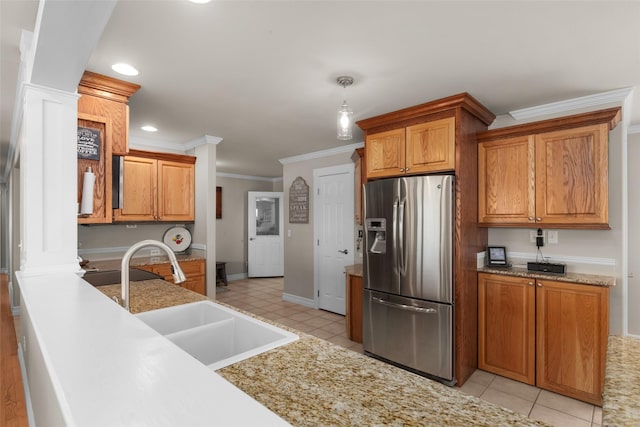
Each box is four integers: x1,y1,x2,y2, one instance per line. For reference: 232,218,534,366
478,273,609,405
346,273,363,343
536,279,609,405
137,259,206,295
478,273,535,385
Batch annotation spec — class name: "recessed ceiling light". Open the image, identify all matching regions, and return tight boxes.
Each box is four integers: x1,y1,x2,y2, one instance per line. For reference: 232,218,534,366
141,125,158,132
189,0,211,3
111,63,139,76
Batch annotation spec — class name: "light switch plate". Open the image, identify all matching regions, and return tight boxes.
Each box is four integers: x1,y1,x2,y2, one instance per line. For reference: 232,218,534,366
150,249,161,256
548,230,558,244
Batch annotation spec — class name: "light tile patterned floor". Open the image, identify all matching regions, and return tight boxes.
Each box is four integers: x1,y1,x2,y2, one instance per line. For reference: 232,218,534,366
216,277,602,427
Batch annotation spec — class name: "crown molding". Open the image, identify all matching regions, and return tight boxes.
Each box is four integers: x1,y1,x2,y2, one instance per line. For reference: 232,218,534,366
629,125,640,135
509,87,634,121
129,135,187,153
216,172,282,182
184,135,223,150
279,141,364,165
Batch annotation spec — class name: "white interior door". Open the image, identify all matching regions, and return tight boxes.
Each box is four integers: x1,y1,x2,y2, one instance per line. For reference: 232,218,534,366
314,165,355,315
248,191,284,277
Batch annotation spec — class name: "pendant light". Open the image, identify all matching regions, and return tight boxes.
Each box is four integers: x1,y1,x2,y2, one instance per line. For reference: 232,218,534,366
336,76,354,140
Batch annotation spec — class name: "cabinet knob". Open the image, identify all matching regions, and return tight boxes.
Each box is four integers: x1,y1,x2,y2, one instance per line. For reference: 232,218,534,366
405,167,410,172
528,282,534,286
537,282,542,287
400,168,405,172
536,217,542,221
528,216,534,221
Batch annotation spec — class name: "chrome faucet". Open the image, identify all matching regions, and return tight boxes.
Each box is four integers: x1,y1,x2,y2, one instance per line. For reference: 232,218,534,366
120,240,186,311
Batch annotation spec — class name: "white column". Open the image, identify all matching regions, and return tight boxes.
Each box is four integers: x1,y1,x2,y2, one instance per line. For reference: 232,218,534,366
192,135,221,296
19,83,81,276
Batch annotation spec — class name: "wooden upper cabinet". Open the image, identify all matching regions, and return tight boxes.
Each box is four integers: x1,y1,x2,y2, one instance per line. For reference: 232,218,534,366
357,93,495,182
536,279,609,405
478,135,535,224
113,150,195,222
365,128,406,179
114,156,157,221
158,160,195,221
535,125,608,226
478,273,535,385
77,72,139,224
78,71,140,156
406,117,455,174
477,107,620,229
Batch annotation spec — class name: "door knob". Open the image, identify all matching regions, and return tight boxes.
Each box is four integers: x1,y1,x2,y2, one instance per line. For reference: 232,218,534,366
249,237,255,241
338,249,349,254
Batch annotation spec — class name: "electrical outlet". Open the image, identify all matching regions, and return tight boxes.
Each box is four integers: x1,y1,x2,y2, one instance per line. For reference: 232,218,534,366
150,257,160,263
150,249,161,256
548,230,558,244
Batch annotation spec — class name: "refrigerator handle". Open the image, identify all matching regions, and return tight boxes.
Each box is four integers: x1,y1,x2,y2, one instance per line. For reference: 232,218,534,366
392,199,399,274
398,199,406,275
372,296,437,314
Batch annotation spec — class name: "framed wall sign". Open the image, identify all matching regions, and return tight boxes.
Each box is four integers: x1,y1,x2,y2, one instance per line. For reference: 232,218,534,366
289,176,309,223
77,126,101,160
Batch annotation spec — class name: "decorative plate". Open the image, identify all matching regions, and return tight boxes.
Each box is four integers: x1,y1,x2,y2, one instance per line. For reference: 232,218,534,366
163,226,192,253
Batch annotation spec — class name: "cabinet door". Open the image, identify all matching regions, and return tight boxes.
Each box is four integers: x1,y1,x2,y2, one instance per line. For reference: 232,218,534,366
114,156,157,221
535,124,608,227
365,128,406,179
478,273,535,384
157,160,195,221
536,279,609,405
478,136,535,225
406,117,455,174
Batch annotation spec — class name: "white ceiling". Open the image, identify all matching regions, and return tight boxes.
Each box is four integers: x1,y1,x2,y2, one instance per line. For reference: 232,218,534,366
2,1,639,178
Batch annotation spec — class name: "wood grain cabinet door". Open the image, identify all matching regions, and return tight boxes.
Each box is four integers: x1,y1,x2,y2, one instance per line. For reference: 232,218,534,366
406,117,455,174
157,160,195,221
536,279,609,405
478,273,535,385
478,136,535,225
365,128,406,179
114,156,157,221
535,124,608,227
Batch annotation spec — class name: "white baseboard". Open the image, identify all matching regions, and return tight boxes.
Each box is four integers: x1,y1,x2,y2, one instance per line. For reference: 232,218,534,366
17,344,35,426
282,293,315,308
226,273,248,282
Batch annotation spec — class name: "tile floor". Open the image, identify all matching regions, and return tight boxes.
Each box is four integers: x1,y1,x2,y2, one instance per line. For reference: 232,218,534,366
215,277,602,427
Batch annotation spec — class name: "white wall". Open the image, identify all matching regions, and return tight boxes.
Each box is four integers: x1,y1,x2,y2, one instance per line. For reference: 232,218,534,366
281,147,360,301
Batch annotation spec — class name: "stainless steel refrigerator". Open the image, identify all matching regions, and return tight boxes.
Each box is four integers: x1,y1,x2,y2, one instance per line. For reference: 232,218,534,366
363,175,454,385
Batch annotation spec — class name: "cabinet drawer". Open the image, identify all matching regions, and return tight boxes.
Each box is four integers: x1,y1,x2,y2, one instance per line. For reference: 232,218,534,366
181,275,205,295
179,259,205,275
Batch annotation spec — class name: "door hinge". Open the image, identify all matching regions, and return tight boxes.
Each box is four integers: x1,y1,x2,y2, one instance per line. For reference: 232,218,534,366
317,290,320,297
317,239,320,246
317,188,320,195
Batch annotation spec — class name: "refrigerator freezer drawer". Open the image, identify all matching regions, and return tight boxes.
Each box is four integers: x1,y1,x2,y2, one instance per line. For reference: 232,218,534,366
363,290,453,381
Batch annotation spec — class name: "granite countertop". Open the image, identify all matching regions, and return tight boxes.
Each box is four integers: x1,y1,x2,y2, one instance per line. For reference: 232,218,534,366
479,266,615,287
96,279,546,426
344,263,363,277
603,335,640,426
85,253,205,272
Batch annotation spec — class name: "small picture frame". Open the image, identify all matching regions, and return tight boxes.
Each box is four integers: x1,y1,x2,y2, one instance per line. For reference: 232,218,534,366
487,246,508,267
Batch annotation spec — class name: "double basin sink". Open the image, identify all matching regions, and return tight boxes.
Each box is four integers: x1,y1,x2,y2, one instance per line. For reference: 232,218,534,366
135,300,299,370
85,268,298,370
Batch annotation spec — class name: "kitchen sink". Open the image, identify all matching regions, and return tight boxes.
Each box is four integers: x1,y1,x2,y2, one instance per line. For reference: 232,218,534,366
83,268,163,286
135,300,299,370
